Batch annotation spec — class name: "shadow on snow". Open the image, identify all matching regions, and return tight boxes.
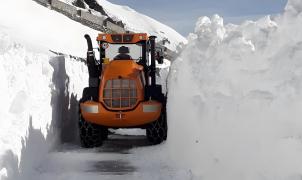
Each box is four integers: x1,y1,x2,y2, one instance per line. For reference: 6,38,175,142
0,56,80,179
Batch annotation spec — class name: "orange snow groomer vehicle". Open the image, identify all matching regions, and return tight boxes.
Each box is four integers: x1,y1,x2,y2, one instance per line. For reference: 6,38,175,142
79,33,167,147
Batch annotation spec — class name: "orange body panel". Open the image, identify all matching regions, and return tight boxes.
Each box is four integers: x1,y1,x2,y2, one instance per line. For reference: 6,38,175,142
97,33,148,43
99,60,145,110
101,60,143,80
80,60,161,127
80,100,162,127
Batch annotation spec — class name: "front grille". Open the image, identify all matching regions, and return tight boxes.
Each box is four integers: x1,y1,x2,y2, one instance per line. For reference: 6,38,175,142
103,79,138,109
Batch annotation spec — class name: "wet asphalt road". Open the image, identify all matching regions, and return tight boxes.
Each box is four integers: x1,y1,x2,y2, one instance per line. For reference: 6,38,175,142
89,134,151,175
36,133,177,180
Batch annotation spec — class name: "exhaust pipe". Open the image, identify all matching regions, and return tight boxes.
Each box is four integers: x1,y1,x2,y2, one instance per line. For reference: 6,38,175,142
149,36,156,89
84,34,100,87
84,34,93,52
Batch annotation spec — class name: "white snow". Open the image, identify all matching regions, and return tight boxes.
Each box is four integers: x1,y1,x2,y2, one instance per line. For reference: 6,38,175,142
167,0,302,179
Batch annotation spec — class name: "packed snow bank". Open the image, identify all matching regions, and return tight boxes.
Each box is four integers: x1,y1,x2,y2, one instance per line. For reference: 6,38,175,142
167,0,302,179
0,1,94,176
96,0,187,51
0,29,88,180
0,31,53,158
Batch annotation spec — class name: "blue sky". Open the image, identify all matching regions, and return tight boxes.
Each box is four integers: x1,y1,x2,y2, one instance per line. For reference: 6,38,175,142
107,0,287,36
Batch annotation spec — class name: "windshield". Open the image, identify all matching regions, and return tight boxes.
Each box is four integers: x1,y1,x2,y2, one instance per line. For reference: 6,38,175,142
103,43,142,61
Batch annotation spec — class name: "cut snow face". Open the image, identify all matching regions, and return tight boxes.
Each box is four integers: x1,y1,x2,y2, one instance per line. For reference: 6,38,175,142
0,29,89,180
0,0,93,168
167,0,302,179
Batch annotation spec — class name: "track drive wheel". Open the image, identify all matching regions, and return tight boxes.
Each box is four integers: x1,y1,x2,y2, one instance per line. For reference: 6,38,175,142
79,87,107,148
79,115,107,148
146,110,167,145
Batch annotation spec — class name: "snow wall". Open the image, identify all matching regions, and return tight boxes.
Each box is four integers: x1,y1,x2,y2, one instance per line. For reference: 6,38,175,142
0,30,89,179
167,0,302,179
0,0,99,178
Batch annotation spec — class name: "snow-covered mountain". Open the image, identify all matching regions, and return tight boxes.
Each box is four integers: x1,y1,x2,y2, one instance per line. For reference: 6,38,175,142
60,0,187,51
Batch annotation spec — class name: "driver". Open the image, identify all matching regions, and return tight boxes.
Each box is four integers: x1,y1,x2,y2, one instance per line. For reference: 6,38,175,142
114,46,132,60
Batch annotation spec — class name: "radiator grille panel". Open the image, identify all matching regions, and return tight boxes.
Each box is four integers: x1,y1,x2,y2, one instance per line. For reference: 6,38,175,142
103,79,138,109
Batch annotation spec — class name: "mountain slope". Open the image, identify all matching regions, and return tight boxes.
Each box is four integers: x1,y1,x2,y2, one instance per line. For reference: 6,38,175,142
0,0,99,57
96,0,187,50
